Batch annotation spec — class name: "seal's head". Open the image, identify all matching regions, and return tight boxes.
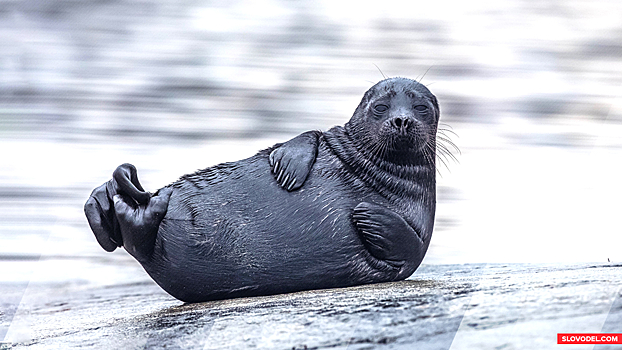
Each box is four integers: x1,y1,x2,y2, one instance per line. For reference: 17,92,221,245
346,77,439,165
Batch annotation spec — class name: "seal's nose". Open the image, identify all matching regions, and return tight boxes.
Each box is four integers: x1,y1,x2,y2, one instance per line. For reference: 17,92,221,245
390,117,414,132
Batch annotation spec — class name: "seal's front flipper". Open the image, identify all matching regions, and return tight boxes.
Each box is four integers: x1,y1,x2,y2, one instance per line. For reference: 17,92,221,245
352,202,424,279
114,187,172,262
269,130,320,191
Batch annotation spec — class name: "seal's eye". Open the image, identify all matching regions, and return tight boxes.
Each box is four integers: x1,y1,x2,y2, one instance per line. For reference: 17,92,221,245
373,104,389,115
414,105,428,112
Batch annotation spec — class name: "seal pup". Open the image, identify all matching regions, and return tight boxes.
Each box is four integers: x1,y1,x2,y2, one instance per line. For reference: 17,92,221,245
85,77,440,303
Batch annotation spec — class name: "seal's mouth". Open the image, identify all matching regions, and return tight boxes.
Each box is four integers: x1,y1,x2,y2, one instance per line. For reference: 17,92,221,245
381,117,429,152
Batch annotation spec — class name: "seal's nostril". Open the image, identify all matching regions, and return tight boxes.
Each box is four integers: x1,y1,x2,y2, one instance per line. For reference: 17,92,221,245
394,118,402,128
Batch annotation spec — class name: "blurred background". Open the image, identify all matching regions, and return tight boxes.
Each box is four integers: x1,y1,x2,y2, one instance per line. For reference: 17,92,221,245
1,0,622,319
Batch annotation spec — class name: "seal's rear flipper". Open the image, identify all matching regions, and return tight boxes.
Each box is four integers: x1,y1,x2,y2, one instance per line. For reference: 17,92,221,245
269,130,320,191
352,202,424,279
113,187,172,262
85,182,122,252
84,163,165,258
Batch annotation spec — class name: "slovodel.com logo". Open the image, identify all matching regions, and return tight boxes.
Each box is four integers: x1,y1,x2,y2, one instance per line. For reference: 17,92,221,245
558,333,622,344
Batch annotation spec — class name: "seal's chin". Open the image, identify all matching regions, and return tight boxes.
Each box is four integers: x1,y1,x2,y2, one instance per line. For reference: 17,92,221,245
371,128,434,165
394,133,423,148
388,139,426,159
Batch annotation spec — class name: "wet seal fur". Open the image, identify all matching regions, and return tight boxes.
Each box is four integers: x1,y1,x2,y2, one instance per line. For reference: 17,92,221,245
85,77,440,303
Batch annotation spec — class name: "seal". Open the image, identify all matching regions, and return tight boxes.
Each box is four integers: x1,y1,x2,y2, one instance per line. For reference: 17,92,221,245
84,77,440,303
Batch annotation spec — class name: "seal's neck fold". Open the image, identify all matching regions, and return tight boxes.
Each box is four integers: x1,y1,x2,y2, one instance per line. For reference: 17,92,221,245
324,126,435,201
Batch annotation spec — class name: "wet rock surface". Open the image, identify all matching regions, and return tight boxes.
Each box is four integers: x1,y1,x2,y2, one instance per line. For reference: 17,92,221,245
2,263,620,349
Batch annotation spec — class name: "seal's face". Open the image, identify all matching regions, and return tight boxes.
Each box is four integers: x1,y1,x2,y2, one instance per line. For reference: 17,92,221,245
347,77,440,164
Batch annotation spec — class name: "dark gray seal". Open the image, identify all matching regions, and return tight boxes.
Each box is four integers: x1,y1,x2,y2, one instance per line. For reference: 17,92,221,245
84,77,440,303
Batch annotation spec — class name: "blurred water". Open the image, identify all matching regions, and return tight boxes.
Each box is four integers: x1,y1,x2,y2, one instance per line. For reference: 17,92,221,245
1,0,622,280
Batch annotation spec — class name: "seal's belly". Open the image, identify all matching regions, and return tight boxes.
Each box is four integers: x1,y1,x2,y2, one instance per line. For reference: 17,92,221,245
148,152,384,299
